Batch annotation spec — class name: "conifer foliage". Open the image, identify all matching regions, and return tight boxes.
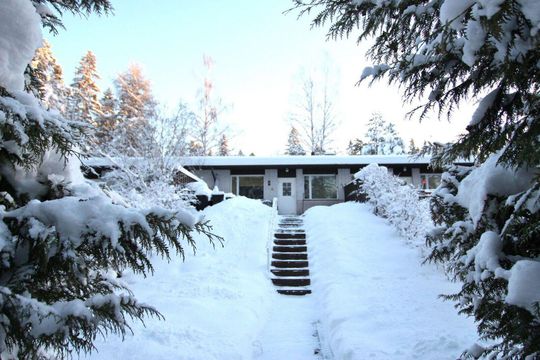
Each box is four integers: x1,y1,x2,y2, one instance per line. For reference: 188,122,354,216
67,51,102,125
0,1,219,358
285,126,306,155
30,40,69,113
359,113,404,155
293,0,540,357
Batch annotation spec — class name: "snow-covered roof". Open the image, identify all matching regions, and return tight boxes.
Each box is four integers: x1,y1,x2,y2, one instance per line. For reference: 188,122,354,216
179,155,435,167
82,157,203,182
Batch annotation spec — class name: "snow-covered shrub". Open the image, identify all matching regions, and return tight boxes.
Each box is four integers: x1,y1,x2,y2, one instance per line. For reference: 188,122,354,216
427,154,540,357
0,1,220,358
355,163,432,246
99,157,197,211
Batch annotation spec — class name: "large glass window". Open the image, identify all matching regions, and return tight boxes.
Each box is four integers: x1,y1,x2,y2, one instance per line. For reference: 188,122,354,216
232,176,264,199
304,175,337,199
420,174,442,190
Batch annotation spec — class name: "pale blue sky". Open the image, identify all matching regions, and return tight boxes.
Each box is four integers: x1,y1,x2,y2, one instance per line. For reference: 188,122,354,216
46,0,470,155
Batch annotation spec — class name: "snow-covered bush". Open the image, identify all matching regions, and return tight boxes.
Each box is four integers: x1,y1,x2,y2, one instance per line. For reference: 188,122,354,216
0,1,220,358
427,154,540,357
99,157,197,211
355,164,432,246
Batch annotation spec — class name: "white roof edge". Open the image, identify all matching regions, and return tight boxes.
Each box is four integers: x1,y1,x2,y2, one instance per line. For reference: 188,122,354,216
83,155,473,169
178,155,435,167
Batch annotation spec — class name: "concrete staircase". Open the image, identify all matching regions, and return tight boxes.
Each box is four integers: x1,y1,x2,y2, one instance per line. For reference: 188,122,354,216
270,216,311,296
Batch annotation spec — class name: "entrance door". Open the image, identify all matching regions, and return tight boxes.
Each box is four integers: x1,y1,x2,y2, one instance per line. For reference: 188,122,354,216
278,178,297,215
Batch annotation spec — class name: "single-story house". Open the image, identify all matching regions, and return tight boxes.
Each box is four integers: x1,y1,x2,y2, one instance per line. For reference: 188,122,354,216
181,155,467,215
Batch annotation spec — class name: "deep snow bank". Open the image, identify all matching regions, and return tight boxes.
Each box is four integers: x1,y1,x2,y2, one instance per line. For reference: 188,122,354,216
305,202,477,360
87,197,275,360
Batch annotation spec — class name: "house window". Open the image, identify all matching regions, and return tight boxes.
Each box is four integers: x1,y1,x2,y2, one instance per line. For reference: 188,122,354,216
304,175,337,199
282,182,292,196
232,176,264,199
420,174,442,190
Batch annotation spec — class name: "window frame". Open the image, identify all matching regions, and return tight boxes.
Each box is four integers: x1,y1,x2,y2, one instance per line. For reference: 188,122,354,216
419,173,442,191
304,174,338,200
231,175,265,199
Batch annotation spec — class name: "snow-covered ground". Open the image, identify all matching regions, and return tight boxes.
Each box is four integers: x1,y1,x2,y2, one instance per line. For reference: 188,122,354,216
85,199,478,360
305,202,478,360
86,197,276,360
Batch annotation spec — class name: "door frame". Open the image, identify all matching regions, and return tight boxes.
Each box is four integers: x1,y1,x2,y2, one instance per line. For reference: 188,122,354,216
277,178,297,215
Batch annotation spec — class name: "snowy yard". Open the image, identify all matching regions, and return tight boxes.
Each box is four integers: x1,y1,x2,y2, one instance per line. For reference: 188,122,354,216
305,202,478,359
85,199,477,360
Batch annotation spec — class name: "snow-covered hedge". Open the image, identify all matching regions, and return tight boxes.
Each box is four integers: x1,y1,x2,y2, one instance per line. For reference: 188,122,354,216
354,163,432,246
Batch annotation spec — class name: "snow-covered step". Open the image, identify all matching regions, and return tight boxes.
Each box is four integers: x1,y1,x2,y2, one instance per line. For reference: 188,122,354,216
274,239,306,246
271,269,310,277
272,252,307,260
271,277,311,287
273,245,307,253
274,233,306,239
271,260,309,268
271,216,312,296
277,289,312,296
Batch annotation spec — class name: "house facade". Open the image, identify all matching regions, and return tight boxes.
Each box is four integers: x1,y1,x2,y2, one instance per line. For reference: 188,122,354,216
182,155,459,215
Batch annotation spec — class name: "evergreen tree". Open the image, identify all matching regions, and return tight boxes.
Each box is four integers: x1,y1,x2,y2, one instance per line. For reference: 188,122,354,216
409,139,420,155
362,113,404,155
347,138,364,155
67,51,102,125
237,149,244,156
188,140,204,156
29,40,69,113
0,1,219,358
112,64,157,156
93,87,118,150
218,134,230,156
285,126,306,155
294,0,540,357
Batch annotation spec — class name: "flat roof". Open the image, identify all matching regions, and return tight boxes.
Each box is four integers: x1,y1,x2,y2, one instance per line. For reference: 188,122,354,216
179,155,434,167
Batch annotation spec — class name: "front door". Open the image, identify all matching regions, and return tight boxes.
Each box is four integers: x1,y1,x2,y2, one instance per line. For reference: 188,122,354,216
278,178,297,215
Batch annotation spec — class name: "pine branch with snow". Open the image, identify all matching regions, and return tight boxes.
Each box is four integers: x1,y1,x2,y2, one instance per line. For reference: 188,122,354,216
0,1,221,358
294,0,540,356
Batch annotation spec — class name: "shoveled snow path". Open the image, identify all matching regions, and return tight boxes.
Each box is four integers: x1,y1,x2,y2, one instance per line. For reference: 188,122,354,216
254,293,321,359
305,203,478,359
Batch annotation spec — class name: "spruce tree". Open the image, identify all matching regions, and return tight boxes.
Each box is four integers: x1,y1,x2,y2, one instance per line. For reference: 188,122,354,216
67,51,102,125
347,138,364,155
93,87,118,151
30,40,69,114
363,113,405,155
293,0,540,357
285,126,306,155
218,134,230,156
0,1,219,358
409,139,420,155
112,64,157,156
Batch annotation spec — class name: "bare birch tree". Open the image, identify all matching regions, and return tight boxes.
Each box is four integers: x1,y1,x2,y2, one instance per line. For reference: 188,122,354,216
290,61,337,155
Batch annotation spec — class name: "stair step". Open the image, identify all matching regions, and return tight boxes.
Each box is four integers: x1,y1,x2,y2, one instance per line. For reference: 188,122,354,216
277,289,312,296
280,217,303,222
274,239,306,246
273,246,307,253
275,233,306,239
272,278,311,287
272,253,307,260
271,269,310,277
271,260,309,268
